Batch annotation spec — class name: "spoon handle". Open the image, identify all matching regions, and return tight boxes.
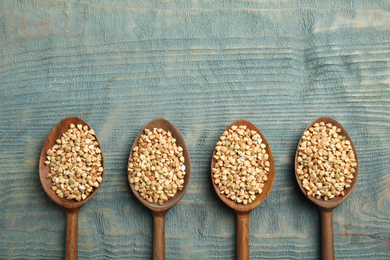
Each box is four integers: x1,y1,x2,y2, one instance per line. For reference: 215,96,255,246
152,211,167,260
65,208,79,260
236,211,250,260
319,207,335,260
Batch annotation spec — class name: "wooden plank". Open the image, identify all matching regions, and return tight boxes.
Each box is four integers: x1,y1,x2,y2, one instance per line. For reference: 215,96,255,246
0,0,389,259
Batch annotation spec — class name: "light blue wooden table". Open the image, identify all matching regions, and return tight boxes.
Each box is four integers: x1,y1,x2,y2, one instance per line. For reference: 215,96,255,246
1,0,389,259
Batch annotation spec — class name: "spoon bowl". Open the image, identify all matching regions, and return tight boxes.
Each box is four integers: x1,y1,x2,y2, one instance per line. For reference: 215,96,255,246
211,120,275,260
128,118,191,260
39,117,104,260
294,117,359,208
294,117,358,260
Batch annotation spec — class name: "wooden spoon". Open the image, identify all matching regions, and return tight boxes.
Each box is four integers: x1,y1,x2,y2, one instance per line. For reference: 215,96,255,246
128,118,191,260
39,117,104,260
210,120,275,260
294,117,359,260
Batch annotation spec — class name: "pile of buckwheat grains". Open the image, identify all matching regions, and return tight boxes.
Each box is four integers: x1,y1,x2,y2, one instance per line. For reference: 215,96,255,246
296,122,357,201
212,125,270,205
128,128,186,205
44,124,103,201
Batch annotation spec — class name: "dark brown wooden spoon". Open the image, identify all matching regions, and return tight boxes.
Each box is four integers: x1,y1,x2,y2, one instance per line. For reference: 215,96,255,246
128,118,191,260
39,117,104,260
294,117,359,260
211,120,275,260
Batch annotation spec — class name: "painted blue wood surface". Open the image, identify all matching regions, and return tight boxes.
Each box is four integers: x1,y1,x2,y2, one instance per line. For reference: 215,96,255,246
0,0,389,259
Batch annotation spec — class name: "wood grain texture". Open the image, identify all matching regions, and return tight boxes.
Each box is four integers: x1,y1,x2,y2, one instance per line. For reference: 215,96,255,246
1,0,390,259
